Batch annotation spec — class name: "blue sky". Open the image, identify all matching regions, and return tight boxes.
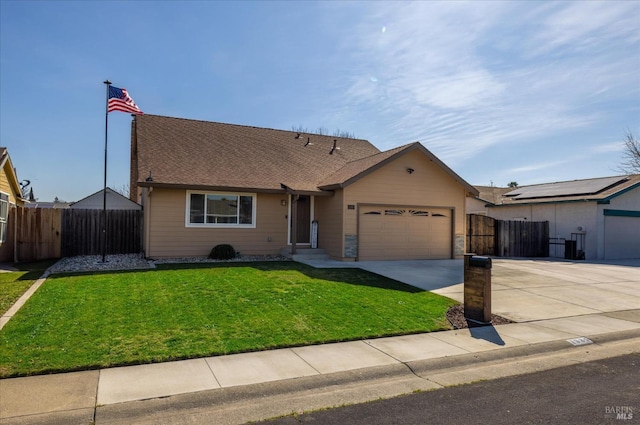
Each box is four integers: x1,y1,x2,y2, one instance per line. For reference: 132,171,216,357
1,1,639,202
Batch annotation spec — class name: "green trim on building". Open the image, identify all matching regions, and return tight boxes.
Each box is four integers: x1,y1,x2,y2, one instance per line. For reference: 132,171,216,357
598,182,640,204
603,209,640,218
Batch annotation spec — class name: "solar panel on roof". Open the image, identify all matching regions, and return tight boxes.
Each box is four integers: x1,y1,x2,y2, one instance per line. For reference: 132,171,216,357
504,176,627,199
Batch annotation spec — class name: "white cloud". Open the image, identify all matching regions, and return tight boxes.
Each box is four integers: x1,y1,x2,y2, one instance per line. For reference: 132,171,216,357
527,1,640,57
506,159,575,175
412,70,506,109
315,0,639,172
590,141,624,154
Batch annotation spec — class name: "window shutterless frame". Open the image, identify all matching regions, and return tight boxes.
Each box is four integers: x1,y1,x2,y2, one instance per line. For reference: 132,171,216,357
185,190,257,228
0,192,9,243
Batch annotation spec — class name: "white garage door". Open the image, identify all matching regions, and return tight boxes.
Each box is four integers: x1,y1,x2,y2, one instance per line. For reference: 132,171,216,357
358,206,452,261
604,216,640,259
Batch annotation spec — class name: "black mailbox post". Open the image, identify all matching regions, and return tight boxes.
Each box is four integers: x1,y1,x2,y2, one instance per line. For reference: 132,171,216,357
464,254,492,324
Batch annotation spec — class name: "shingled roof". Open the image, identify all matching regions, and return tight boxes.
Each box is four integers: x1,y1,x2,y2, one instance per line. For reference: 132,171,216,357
132,115,478,196
133,115,381,194
472,185,514,205
318,142,479,195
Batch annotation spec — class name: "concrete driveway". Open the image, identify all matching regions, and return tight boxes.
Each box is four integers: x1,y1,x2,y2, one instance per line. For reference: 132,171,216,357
300,258,640,323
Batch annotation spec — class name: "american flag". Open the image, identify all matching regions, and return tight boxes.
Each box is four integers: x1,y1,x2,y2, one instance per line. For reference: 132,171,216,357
108,86,143,114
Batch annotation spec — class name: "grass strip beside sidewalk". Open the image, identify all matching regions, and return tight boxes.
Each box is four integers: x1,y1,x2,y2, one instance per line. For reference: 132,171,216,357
0,260,56,316
0,262,456,378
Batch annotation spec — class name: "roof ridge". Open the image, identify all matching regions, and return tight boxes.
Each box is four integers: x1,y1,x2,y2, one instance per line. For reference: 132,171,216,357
138,114,370,142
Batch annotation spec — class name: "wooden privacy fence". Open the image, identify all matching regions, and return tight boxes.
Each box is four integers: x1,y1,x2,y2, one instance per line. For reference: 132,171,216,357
467,214,549,257
466,214,496,256
4,207,143,262
5,207,62,262
61,209,143,257
496,219,549,257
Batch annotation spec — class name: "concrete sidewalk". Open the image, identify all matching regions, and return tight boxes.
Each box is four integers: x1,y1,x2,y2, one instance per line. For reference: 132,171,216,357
2,258,640,424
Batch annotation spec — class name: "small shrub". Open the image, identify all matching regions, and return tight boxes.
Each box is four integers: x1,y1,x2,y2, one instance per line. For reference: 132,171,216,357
209,244,236,260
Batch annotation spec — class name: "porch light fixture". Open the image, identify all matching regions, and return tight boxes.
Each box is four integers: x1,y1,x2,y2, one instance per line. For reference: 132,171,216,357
407,168,415,174
281,199,287,206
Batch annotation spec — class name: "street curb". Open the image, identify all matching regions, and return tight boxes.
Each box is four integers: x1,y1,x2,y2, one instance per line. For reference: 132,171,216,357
3,329,639,425
0,408,95,425
92,329,640,425
407,327,640,373
94,363,417,424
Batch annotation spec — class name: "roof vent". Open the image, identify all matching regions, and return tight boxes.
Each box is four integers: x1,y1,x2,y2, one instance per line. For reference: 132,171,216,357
330,139,340,155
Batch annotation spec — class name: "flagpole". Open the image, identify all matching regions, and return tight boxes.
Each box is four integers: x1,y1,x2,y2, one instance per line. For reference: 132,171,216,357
102,80,111,263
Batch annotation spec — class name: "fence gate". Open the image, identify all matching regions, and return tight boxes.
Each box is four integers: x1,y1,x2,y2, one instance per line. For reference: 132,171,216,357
61,209,143,257
6,207,62,262
466,214,549,257
496,220,549,257
466,214,496,256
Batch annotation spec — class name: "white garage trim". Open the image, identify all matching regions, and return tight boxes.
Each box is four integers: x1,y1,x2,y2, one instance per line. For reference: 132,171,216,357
603,209,640,260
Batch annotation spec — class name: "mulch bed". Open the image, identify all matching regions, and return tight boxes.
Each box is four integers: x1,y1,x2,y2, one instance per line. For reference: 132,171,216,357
446,304,514,329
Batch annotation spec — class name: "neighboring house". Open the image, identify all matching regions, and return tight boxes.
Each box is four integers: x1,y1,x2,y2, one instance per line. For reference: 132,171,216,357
466,185,513,215
479,175,640,260
71,187,142,210
130,115,479,261
0,147,26,262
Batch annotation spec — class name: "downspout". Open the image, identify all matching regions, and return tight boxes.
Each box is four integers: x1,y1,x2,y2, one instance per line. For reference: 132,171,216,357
143,187,153,257
291,194,299,255
13,205,18,263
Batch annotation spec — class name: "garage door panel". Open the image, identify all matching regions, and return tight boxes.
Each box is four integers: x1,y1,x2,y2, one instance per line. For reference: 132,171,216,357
359,206,452,260
429,246,451,257
604,216,640,260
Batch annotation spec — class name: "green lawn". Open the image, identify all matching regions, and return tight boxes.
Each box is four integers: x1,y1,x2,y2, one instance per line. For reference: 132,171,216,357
0,262,457,378
0,260,56,316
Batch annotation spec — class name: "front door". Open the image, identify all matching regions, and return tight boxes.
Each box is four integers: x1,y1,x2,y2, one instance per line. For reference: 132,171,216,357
290,195,311,244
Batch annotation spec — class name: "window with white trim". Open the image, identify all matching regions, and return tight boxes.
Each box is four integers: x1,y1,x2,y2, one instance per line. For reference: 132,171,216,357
186,191,256,227
0,193,8,243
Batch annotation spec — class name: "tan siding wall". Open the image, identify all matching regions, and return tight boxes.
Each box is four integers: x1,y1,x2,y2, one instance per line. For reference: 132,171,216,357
146,188,289,257
344,150,467,257
314,191,344,259
0,173,12,201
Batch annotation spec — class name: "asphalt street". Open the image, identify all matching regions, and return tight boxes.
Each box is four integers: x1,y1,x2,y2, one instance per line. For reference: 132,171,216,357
258,353,640,425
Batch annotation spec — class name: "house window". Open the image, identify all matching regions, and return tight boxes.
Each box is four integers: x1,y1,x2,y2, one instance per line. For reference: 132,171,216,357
0,193,8,243
186,191,256,227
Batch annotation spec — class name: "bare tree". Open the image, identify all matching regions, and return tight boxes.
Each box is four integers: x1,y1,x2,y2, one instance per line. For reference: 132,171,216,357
332,129,356,139
112,184,130,197
291,125,356,139
617,131,640,174
316,127,329,136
